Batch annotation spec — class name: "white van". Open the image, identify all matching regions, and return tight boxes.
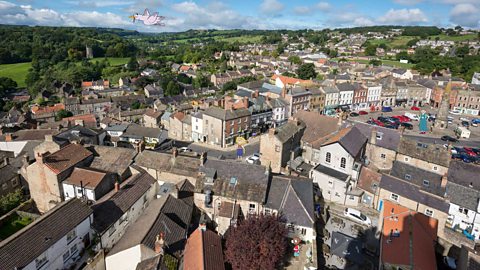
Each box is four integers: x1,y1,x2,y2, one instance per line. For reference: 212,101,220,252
455,126,470,139
404,112,419,121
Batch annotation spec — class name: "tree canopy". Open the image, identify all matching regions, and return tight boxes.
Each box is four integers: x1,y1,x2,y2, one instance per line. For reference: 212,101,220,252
297,63,317,80
225,214,288,270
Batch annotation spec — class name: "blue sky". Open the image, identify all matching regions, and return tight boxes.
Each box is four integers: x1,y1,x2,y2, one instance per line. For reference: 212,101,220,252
0,0,479,32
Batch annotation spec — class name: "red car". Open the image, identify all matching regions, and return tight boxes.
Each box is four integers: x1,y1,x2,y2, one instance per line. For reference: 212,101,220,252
392,115,409,123
411,106,420,111
464,147,477,157
372,119,385,126
359,110,368,115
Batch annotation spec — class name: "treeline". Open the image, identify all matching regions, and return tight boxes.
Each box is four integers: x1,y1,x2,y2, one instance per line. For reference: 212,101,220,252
336,25,441,36
0,25,138,65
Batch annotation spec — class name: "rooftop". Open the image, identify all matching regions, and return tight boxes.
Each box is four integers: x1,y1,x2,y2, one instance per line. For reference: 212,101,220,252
183,229,225,270
63,167,109,189
43,143,93,174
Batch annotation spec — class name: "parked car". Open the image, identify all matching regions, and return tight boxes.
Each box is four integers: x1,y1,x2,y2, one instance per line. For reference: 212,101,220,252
359,110,368,115
449,110,461,115
443,256,457,269
471,121,478,127
404,112,419,121
371,119,385,127
441,135,458,142
472,118,480,124
349,112,359,117
179,147,191,152
461,121,470,127
410,106,420,111
344,208,372,226
400,122,413,130
246,153,261,164
381,106,393,112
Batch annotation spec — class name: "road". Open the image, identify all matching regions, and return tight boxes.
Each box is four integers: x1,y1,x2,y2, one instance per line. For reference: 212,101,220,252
403,134,480,148
157,139,261,160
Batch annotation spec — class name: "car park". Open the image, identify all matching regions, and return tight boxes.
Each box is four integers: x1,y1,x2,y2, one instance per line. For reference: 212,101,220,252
344,208,372,226
359,110,368,115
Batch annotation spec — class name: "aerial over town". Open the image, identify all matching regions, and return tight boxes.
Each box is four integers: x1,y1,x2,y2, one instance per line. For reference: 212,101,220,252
1,0,480,269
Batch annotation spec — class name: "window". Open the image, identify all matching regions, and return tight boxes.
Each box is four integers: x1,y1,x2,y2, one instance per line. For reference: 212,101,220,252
459,207,469,215
264,208,271,215
301,228,307,235
390,193,399,202
380,153,386,159
108,225,116,236
326,152,331,163
35,252,48,270
340,157,346,169
424,209,434,217
70,244,78,255
275,145,280,152
11,178,18,187
119,212,128,224
66,229,76,243
404,157,410,162
433,166,438,171
288,223,295,232
63,251,70,263
249,203,256,213
349,195,355,201
328,181,333,186
2,183,7,190
423,180,430,187
404,174,411,180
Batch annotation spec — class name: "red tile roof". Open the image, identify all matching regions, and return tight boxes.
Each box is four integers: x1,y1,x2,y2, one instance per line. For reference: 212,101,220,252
271,74,312,85
31,103,65,115
43,144,93,174
63,114,97,126
183,229,225,270
381,200,437,270
63,167,107,189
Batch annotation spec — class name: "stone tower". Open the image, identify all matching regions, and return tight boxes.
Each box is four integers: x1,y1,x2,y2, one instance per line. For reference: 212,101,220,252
434,81,452,129
86,45,93,59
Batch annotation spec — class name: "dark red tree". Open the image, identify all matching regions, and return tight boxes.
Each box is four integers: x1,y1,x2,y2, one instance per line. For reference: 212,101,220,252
225,214,288,270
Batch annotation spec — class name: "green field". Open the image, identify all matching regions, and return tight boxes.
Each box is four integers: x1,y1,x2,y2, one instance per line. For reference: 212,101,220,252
214,35,263,43
369,36,415,49
89,57,130,66
430,34,478,41
0,62,32,88
335,58,414,69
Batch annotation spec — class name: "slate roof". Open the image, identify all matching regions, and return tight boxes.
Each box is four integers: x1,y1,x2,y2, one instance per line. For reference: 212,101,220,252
123,124,163,139
292,111,339,147
92,169,157,233
445,181,480,211
322,126,367,157
357,166,381,194
272,120,306,143
447,160,480,188
63,167,109,189
336,82,355,92
330,231,364,265
0,199,92,270
6,129,57,141
265,176,314,228
352,122,401,151
380,174,449,213
135,150,200,178
313,164,350,182
183,229,225,270
88,145,137,177
43,143,93,174
397,137,450,168
203,107,251,121
108,194,193,258
195,159,269,203
390,161,444,196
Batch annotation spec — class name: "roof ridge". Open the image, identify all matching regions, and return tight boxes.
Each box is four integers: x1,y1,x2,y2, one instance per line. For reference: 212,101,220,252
289,182,315,223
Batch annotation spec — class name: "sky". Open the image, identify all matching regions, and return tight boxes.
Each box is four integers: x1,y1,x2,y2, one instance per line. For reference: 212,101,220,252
0,0,479,32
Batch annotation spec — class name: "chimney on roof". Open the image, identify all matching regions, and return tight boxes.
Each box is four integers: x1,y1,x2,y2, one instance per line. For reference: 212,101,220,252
337,112,343,126
22,155,30,166
200,152,207,166
370,128,377,145
199,222,207,231
45,134,53,142
268,128,276,136
3,157,9,167
36,152,46,164
155,233,165,255
172,147,178,158
5,133,12,142
114,180,120,192
441,173,448,189
171,184,179,199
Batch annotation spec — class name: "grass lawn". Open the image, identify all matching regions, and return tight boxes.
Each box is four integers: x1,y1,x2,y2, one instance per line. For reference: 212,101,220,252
214,35,263,43
430,34,478,41
0,62,32,88
369,36,416,49
89,57,130,66
339,58,415,69
0,214,33,240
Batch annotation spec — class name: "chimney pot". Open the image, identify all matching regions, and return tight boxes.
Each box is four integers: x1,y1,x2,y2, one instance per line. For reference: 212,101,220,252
114,181,120,192
155,233,165,254
5,133,12,142
172,147,178,158
3,157,9,166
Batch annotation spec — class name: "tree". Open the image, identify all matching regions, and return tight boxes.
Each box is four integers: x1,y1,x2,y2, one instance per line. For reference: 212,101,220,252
55,109,73,121
288,55,301,65
0,77,17,95
369,59,382,66
126,57,139,71
0,189,24,216
364,44,377,56
297,63,317,80
165,81,180,96
222,81,237,93
225,214,287,270
396,51,410,61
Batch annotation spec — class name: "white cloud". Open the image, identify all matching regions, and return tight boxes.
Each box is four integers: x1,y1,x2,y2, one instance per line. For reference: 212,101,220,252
293,6,313,16
328,12,374,27
260,0,284,15
393,0,423,5
316,2,331,11
377,8,428,24
449,3,480,28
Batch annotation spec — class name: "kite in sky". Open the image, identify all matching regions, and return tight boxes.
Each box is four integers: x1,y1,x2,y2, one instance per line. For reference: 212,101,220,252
129,9,165,26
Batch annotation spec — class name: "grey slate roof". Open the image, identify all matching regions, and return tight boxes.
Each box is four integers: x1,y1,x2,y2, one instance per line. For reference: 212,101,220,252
390,161,444,196
203,107,251,121
123,124,163,139
265,176,314,228
135,150,201,178
273,120,306,143
313,164,350,182
0,199,92,270
338,127,367,157
195,159,269,203
380,174,449,213
336,83,355,92
92,169,157,233
447,160,480,189
351,122,400,151
88,145,137,177
108,194,193,258
330,231,364,265
397,137,450,168
445,181,480,211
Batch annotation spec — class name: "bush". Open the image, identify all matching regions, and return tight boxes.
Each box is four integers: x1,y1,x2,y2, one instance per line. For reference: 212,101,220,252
0,189,24,216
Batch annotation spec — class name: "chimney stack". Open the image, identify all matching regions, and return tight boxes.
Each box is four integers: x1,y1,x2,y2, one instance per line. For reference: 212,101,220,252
370,128,377,145
114,181,120,192
200,152,207,166
440,173,448,189
172,147,178,158
36,152,46,164
268,128,276,136
155,233,165,255
199,223,207,231
5,133,12,142
3,157,9,166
